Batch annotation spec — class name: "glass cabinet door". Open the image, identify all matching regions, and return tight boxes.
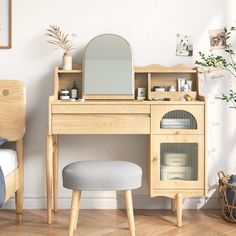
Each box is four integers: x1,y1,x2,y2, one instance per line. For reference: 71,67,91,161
153,135,204,190
152,105,204,135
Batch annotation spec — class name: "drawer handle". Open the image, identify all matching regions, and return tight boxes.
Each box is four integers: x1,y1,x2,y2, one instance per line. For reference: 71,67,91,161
175,131,180,135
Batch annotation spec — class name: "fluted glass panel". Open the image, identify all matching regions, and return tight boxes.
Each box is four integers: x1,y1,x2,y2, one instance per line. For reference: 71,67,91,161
160,143,198,181
160,110,197,129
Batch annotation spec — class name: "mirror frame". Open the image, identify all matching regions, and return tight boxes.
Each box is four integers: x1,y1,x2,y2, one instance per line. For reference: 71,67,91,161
82,34,134,100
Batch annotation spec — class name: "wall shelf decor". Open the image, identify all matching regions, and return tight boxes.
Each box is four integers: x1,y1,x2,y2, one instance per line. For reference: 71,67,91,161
0,0,11,49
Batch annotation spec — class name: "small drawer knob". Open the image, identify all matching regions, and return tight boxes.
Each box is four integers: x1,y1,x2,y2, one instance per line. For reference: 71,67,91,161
153,157,158,162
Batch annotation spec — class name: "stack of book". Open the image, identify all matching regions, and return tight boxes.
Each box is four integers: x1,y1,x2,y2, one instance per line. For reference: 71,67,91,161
160,118,191,129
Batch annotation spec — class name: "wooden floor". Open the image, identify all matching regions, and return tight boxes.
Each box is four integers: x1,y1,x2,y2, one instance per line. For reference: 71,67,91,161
0,209,235,236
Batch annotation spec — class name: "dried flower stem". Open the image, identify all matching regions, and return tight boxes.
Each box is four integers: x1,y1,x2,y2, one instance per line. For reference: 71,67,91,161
47,25,75,54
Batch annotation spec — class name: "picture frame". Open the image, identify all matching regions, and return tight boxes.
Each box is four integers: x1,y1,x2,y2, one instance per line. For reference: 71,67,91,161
209,28,226,50
176,34,193,57
0,0,12,49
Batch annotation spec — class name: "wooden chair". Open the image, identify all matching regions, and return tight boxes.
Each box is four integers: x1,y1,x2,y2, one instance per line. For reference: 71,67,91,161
0,80,26,215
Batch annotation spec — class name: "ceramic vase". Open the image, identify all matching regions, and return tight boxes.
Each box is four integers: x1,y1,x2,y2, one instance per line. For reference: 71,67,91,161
62,53,72,70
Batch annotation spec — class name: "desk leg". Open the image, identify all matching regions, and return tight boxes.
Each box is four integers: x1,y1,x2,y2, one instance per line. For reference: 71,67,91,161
171,198,176,212
176,193,183,227
53,134,59,212
46,127,53,224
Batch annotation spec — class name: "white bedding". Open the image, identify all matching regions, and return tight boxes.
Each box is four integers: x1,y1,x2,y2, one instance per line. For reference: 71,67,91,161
0,149,18,176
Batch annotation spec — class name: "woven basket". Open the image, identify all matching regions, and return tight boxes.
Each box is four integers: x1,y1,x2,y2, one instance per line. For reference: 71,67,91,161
218,171,236,223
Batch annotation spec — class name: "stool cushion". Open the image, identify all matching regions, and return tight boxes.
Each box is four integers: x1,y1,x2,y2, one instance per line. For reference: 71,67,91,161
62,160,142,191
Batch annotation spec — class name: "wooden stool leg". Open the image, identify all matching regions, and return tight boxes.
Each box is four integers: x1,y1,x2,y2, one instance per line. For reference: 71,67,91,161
175,193,183,227
171,198,176,212
74,190,81,230
53,134,59,212
15,138,24,216
69,190,79,236
125,190,135,236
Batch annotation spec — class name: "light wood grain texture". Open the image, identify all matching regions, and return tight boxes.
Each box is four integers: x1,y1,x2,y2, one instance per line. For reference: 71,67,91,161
52,104,150,114
68,191,80,236
15,138,24,214
135,64,197,73
204,100,208,196
5,169,19,202
149,91,197,101
66,190,136,236
54,67,59,99
0,80,25,217
52,114,150,134
52,100,205,105
46,127,53,224
53,135,59,212
150,189,205,198
83,94,135,100
74,190,81,230
176,193,183,227
0,209,234,236
0,80,26,141
125,190,135,236
58,64,82,73
147,73,152,101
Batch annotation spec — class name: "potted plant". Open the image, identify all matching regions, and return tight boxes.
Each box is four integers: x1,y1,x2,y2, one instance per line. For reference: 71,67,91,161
195,25,236,107
47,25,75,70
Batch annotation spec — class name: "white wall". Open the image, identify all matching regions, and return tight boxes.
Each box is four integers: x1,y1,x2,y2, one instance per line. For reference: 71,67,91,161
1,0,236,209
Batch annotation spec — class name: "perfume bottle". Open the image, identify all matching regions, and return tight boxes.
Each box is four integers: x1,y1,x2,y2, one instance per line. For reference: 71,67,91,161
183,81,189,92
71,81,78,99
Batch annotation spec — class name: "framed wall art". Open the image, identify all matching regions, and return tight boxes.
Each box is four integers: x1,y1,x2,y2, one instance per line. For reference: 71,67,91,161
176,33,193,57
209,29,226,50
0,0,12,49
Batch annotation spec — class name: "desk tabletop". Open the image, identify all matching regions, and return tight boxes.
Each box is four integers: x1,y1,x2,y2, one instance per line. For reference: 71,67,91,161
50,99,205,105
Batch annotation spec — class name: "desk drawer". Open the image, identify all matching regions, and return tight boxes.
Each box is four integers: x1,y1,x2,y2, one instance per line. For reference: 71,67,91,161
52,104,150,114
52,114,150,134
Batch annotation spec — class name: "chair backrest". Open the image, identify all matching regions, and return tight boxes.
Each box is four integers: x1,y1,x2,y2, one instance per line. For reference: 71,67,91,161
0,80,26,141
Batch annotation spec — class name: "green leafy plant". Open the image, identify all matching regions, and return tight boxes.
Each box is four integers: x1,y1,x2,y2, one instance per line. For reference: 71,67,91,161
195,25,236,106
46,25,75,54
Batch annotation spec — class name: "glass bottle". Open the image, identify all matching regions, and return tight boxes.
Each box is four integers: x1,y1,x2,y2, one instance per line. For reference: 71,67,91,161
183,81,189,92
71,81,78,99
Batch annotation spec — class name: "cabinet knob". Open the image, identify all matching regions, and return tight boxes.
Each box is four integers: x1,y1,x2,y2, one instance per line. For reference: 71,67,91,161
176,131,180,135
153,157,158,162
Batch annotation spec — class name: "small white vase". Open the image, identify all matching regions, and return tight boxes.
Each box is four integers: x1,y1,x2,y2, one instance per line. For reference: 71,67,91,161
62,53,72,70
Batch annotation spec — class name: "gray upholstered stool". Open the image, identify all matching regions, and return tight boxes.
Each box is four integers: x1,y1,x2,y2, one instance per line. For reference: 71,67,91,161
62,160,142,236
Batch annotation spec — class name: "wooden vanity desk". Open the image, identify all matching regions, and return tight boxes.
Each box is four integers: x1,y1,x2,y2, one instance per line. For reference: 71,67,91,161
46,64,207,227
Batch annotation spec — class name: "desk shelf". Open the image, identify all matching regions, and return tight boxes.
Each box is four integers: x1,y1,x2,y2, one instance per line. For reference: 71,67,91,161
54,64,200,102
57,65,82,74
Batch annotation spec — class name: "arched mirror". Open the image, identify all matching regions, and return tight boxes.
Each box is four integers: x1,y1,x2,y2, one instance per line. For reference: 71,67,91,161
83,34,134,99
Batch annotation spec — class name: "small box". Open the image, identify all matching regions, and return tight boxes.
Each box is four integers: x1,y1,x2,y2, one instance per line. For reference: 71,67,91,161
137,88,146,100
161,165,193,180
163,153,188,166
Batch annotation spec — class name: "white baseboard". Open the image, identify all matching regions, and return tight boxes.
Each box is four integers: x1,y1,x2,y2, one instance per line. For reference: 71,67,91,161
3,195,219,210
